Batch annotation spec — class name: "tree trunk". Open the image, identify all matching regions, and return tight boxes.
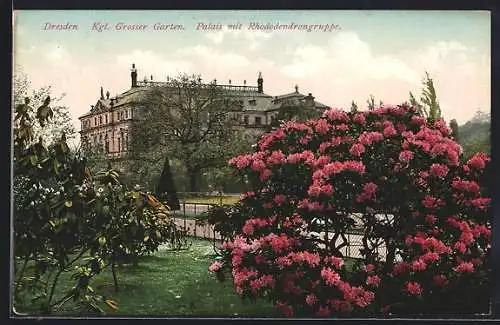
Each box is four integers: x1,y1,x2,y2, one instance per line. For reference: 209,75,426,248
155,155,180,210
187,167,201,193
111,259,119,292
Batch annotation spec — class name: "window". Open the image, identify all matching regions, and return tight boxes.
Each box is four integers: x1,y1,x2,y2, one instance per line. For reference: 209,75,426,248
244,115,249,125
99,134,102,143
255,116,262,125
125,135,128,151
117,138,121,152
94,117,97,126
125,110,128,119
249,99,257,106
99,116,102,125
105,114,108,124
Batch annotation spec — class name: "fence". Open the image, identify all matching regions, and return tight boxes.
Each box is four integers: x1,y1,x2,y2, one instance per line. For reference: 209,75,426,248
167,195,387,260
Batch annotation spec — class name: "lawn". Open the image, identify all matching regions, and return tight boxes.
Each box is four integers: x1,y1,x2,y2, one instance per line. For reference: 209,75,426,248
18,238,278,317
183,196,240,206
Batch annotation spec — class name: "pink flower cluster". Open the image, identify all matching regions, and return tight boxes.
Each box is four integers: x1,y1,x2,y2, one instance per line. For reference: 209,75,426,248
214,103,490,317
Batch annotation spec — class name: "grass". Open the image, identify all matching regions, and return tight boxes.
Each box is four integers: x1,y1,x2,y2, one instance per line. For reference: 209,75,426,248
17,238,278,317
183,196,240,206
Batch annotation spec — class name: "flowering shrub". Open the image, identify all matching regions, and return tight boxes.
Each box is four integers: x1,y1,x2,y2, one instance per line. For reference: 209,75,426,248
13,96,177,315
209,104,491,317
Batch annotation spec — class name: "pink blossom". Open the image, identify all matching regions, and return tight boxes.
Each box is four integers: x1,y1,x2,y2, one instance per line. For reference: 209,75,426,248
364,264,375,272
399,150,414,163
467,152,489,170
469,197,491,210
451,179,480,193
454,262,474,273
432,275,449,287
405,281,423,295
422,195,443,209
366,275,381,287
242,223,254,235
323,108,350,122
429,163,449,177
411,259,427,271
273,194,287,206
350,143,366,157
208,261,223,273
343,160,366,174
393,262,410,275
229,154,252,169
320,267,341,286
353,113,366,125
358,131,384,146
267,150,286,165
425,214,437,225
314,119,330,134
453,241,467,253
325,256,345,269
259,169,273,181
305,294,318,306
383,126,397,137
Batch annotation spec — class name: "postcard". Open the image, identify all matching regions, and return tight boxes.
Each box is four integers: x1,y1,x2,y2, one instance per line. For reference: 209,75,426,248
12,10,492,319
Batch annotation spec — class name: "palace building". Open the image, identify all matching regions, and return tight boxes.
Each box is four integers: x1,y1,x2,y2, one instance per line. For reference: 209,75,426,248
78,64,329,158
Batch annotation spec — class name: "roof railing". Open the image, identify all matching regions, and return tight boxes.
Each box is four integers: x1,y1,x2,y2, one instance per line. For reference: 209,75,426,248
136,80,259,92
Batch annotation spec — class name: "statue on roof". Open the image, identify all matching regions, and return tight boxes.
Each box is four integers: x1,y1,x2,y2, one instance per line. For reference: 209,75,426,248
106,90,110,99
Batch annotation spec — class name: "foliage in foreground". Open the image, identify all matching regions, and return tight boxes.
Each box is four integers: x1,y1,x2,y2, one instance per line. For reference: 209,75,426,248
13,94,185,315
209,104,491,317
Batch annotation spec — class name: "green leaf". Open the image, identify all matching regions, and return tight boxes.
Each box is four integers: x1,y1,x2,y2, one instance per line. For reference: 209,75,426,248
30,155,37,166
64,200,73,208
98,237,106,246
143,235,150,242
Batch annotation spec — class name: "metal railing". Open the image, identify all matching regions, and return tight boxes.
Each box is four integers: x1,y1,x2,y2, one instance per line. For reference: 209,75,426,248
167,197,387,260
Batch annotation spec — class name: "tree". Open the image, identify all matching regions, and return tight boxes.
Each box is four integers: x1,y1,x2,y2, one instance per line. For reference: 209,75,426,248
13,67,76,146
155,155,180,210
350,101,359,113
409,71,441,122
130,74,248,192
269,100,322,129
366,95,383,110
458,110,491,160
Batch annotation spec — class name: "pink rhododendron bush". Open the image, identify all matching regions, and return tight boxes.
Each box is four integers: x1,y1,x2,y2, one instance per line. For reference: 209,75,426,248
208,104,491,317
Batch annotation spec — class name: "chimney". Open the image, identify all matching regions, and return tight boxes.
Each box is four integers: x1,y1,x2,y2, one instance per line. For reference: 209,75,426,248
257,71,263,93
100,86,104,100
305,93,315,107
131,63,138,88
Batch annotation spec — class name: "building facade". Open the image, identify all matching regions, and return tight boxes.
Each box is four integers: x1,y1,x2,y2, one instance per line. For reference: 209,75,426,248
79,64,329,158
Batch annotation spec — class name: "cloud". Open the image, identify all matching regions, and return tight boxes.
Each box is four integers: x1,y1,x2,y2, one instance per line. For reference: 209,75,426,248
116,49,194,79
281,31,419,84
45,44,75,69
279,32,489,124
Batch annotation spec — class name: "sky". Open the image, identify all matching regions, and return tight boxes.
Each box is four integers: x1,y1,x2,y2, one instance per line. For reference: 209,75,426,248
13,10,491,145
